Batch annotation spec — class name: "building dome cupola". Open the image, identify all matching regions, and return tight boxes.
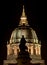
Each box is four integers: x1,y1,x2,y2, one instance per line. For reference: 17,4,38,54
4,5,45,65
9,5,38,44
19,5,29,26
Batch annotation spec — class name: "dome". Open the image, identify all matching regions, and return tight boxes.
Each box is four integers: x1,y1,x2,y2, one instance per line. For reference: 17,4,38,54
9,6,38,44
10,26,38,43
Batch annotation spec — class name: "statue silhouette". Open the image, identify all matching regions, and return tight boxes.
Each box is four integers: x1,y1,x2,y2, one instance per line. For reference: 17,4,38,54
17,35,31,65
19,35,28,52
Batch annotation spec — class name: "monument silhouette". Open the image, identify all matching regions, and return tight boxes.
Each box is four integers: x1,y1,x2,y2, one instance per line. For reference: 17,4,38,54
17,35,31,65
19,35,27,52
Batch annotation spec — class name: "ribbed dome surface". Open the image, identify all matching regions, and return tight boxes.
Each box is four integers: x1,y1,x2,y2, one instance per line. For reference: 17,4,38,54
9,6,38,44
10,26,38,43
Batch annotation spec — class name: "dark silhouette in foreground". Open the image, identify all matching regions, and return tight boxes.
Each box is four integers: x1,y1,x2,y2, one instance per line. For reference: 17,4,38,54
19,35,28,52
17,35,31,65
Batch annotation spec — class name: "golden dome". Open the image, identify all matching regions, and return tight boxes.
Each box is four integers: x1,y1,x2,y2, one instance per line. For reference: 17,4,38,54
9,6,38,44
10,26,38,43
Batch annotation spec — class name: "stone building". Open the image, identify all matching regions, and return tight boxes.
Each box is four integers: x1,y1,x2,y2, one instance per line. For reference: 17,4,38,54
4,6,45,65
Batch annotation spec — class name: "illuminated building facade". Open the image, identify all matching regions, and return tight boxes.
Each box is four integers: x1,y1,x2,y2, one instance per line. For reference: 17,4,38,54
4,6,45,65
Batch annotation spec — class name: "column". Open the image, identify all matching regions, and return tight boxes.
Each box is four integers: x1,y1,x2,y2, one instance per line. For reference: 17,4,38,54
31,45,34,55
14,46,17,55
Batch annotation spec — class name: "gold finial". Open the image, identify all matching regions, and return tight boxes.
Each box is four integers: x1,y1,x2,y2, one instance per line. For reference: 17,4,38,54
19,5,29,26
22,5,25,16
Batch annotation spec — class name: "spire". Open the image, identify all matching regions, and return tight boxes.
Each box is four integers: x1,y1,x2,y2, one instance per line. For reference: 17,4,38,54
22,5,26,17
19,5,29,26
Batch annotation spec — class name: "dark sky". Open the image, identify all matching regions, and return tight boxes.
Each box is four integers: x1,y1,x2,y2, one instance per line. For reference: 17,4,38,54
0,0,47,65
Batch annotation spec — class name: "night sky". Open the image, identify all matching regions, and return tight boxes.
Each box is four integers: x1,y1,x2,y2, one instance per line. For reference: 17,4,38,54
0,0,47,65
